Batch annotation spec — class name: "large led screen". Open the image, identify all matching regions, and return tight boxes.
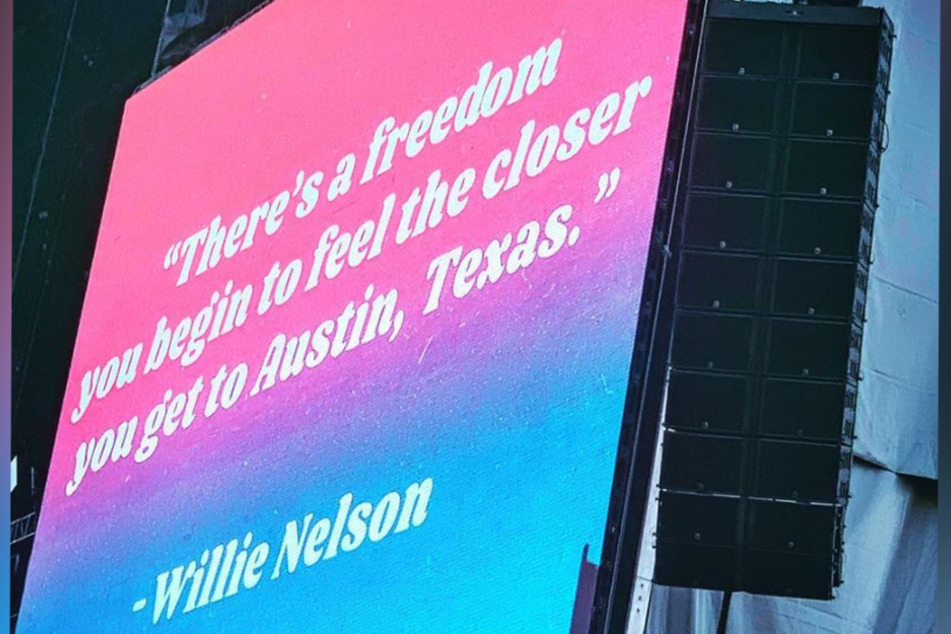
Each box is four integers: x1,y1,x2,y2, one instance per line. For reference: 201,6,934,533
19,0,687,631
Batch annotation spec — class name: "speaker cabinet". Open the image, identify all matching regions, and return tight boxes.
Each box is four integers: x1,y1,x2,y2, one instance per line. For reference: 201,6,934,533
683,194,767,252
702,19,783,77
784,140,868,198
657,492,742,547
771,260,856,319
654,495,845,598
777,199,865,260
667,371,749,434
678,252,761,312
660,432,746,495
791,83,875,140
753,440,848,503
654,543,739,591
744,550,835,599
692,134,774,192
747,499,841,555
671,313,754,372
654,0,892,600
766,319,852,379
797,25,881,82
761,378,849,441
698,77,779,134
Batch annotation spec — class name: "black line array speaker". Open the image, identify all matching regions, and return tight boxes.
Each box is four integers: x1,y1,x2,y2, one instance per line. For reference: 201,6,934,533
653,1,892,600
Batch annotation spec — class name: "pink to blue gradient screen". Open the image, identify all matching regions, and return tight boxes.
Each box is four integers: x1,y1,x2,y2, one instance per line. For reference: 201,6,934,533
19,1,687,631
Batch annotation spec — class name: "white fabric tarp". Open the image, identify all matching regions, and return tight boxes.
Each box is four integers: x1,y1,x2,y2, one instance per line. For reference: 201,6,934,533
853,0,939,481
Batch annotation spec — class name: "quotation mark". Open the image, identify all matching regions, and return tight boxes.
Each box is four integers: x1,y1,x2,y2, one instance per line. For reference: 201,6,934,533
594,167,621,203
164,241,183,270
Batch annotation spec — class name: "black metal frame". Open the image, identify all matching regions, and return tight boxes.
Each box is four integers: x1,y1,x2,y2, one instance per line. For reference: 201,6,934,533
588,1,709,631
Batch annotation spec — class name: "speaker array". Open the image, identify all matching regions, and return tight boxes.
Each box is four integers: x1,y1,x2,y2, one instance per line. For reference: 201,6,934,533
653,1,893,600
